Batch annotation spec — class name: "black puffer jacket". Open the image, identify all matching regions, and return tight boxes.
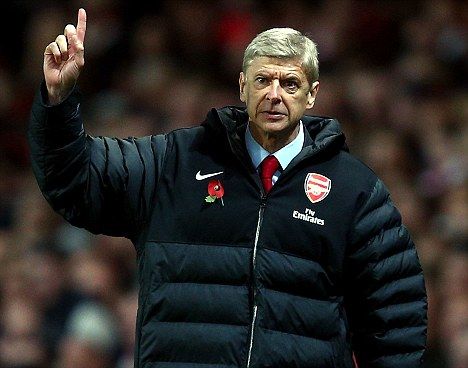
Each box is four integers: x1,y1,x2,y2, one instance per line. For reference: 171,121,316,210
28,84,427,368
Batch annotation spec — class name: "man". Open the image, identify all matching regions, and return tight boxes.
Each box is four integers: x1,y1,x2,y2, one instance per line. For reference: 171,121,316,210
28,8,427,368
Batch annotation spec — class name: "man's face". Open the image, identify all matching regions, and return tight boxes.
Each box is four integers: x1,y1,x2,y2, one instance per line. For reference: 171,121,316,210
239,56,319,147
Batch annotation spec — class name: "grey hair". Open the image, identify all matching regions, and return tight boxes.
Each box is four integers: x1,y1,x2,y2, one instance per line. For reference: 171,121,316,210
242,28,319,85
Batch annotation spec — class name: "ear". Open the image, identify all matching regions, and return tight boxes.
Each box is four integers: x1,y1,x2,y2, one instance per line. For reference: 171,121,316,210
306,81,320,109
239,72,246,103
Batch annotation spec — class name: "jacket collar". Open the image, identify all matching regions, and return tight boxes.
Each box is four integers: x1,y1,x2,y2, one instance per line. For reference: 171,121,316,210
203,106,347,168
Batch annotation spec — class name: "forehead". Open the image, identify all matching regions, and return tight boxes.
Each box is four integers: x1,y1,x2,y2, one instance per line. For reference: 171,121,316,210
247,56,306,78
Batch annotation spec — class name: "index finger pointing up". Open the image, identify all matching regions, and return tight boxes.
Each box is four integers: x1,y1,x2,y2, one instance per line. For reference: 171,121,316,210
77,8,87,43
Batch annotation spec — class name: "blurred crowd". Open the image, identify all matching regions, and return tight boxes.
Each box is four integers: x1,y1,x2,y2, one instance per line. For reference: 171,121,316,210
0,0,466,367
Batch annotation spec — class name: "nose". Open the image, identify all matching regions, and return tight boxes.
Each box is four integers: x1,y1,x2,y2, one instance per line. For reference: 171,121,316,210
266,79,281,103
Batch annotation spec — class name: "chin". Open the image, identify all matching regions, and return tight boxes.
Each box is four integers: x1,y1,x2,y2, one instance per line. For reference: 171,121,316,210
265,123,297,138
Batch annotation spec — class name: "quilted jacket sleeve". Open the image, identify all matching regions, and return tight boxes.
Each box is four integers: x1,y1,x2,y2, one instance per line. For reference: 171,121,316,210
344,178,427,368
28,83,167,240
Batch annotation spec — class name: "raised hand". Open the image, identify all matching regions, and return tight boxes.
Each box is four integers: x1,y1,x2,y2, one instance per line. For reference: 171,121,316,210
43,8,87,105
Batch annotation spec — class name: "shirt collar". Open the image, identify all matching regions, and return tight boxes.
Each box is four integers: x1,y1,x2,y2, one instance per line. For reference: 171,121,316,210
245,121,305,170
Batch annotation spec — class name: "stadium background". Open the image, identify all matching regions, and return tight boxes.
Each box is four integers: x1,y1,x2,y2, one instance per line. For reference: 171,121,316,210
0,0,466,367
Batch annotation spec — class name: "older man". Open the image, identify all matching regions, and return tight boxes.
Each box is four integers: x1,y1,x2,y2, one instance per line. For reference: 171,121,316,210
28,8,427,368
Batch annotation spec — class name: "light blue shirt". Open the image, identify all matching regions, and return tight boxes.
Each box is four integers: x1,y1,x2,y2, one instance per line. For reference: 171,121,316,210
245,122,305,185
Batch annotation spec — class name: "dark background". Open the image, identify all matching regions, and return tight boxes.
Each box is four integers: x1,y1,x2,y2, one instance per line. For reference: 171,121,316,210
0,1,466,367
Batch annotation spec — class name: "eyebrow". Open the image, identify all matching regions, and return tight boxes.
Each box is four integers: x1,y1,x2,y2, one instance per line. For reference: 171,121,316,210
283,75,301,81
254,70,302,79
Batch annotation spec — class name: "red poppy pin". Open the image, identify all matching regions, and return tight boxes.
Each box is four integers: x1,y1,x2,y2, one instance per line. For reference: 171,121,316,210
205,180,224,206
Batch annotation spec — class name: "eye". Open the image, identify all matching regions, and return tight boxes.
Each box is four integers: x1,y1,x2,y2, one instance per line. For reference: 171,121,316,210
283,80,299,93
255,76,268,85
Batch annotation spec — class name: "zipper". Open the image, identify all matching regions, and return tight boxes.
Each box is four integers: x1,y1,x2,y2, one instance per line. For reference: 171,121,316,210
246,195,266,368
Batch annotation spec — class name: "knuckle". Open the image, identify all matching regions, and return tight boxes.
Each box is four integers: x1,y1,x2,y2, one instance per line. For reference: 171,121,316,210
64,24,75,33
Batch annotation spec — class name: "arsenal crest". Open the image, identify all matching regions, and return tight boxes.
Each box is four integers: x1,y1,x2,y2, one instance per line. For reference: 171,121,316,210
304,173,331,203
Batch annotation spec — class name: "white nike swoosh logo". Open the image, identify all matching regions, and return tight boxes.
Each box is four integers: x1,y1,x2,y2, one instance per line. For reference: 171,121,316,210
195,170,224,180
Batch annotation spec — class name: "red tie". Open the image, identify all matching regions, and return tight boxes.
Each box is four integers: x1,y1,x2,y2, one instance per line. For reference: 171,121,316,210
260,155,280,193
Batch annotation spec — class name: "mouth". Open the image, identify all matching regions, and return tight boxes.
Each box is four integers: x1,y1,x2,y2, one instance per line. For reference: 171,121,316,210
261,111,287,120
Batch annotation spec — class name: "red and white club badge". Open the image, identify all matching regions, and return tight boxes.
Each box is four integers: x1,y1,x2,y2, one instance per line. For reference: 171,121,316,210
304,173,331,203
